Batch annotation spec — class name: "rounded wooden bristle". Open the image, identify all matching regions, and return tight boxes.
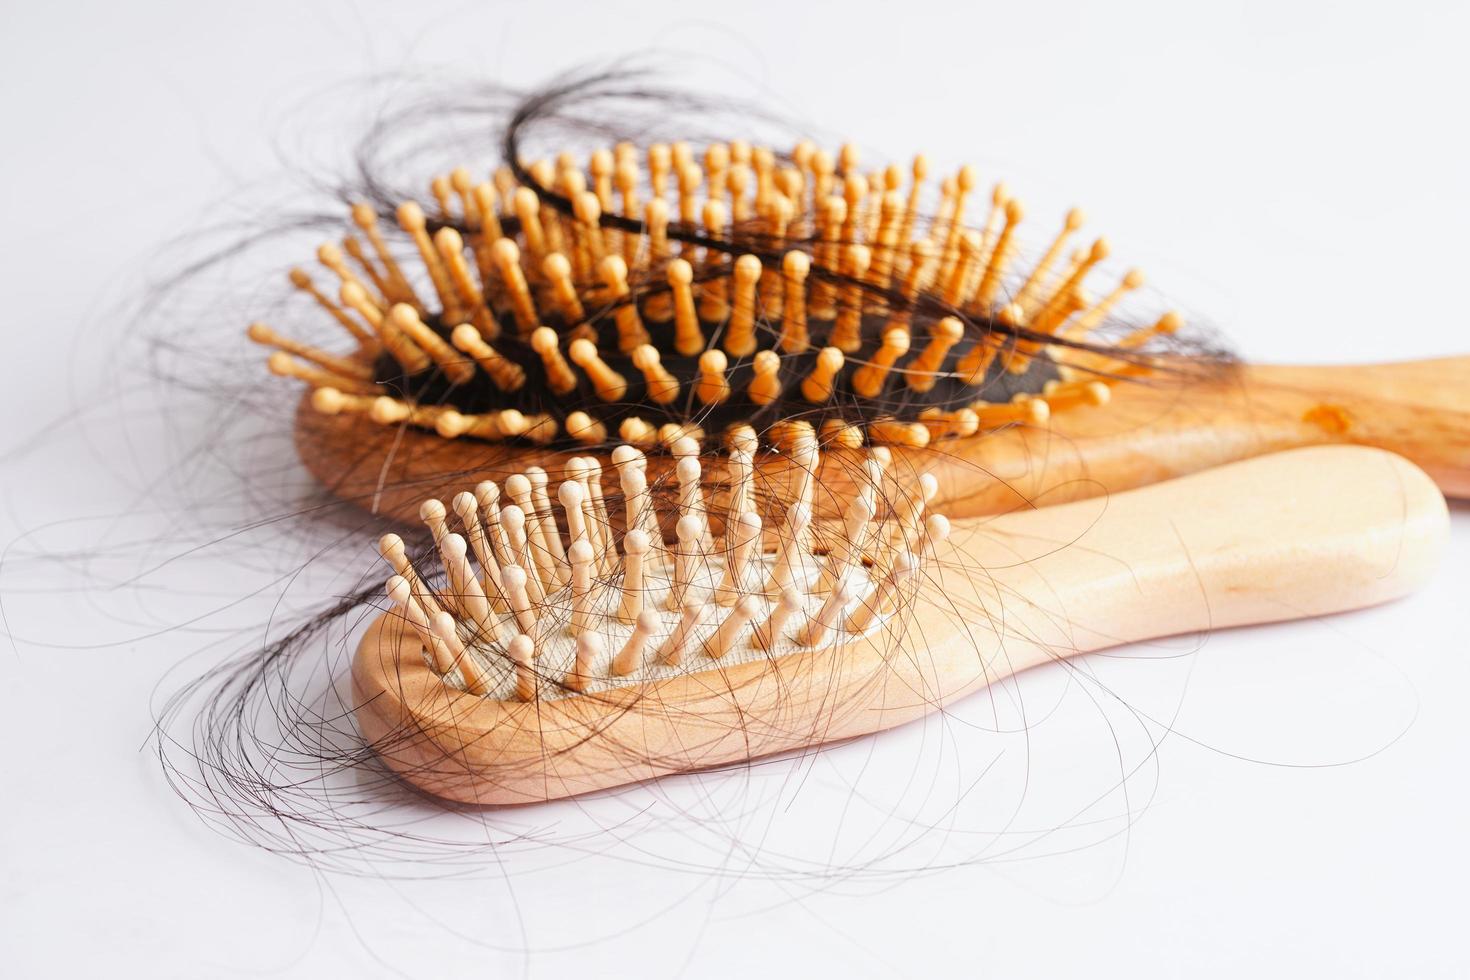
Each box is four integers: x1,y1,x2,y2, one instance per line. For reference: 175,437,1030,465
748,350,783,406
508,634,536,701
451,324,526,392
851,327,910,398
372,440,954,700
388,304,474,384
271,135,1157,454
266,351,377,396
632,344,680,404
565,410,608,446
801,346,844,403
698,200,732,323
905,316,964,393
724,255,762,357
248,321,374,380
920,407,981,441
531,327,578,396
599,254,650,353
667,258,704,356
829,245,872,352
973,396,1050,428
542,252,586,325
779,250,811,353
819,418,864,449
492,237,539,335
696,349,730,405
1042,379,1112,412
568,337,628,402
869,418,931,448
619,416,657,449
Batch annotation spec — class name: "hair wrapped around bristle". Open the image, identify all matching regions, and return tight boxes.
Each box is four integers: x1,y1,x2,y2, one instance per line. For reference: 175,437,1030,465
254,78,1208,453
378,431,949,699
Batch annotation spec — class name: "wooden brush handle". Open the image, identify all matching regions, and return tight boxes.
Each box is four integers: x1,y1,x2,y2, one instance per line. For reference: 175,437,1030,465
1241,358,1470,493
297,357,1470,525
918,356,1470,517
353,446,1448,804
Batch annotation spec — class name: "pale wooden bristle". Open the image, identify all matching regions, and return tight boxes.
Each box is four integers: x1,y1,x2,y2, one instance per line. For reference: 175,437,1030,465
378,443,948,699
435,408,531,441
266,351,379,396
287,267,379,349
619,416,657,449
316,242,383,311
723,255,761,357
276,138,1159,455
492,237,539,335
851,326,910,398
973,198,1025,313
973,396,1051,428
389,304,474,384
386,576,452,673
800,346,845,403
829,244,871,352
613,608,658,676
1063,268,1145,340
631,344,680,404
904,316,964,393
698,201,732,323
647,143,671,199
542,252,586,326
696,349,731,405
396,202,461,321
599,254,650,352
1042,379,1112,413
248,322,374,380
474,180,502,233
350,204,420,307
658,422,705,450
819,418,864,449
451,325,526,392
512,188,548,264
433,227,497,339
565,410,608,446
868,418,931,448
310,386,374,417
676,165,703,234
509,634,536,701
748,350,783,406
530,327,578,395
667,259,704,355
1116,310,1182,350
919,407,981,441
942,231,983,308
779,250,811,353
568,337,628,402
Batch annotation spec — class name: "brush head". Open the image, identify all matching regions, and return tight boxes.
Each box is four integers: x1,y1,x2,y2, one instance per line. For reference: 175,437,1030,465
351,445,1450,805
373,435,948,701
256,134,1203,456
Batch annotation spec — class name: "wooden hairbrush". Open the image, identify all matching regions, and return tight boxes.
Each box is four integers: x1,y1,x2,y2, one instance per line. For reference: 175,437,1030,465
354,441,1447,805
252,135,1470,523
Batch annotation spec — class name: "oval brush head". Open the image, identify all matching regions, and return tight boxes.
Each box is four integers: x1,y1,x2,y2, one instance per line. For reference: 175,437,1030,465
254,137,1191,455
376,433,945,700
354,442,1446,805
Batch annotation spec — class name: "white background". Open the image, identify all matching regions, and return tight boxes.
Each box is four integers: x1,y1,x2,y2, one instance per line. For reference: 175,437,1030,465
2,1,1467,977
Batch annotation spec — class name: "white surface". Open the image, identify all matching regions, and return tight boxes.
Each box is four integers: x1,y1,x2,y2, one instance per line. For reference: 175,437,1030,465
2,1,1467,977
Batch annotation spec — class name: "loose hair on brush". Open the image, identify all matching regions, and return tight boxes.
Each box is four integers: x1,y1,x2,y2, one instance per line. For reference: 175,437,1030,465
251,63,1230,464
147,62,1243,870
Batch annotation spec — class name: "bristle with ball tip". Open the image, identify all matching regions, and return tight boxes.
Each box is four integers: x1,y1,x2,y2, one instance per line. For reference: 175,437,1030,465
271,132,1200,453
376,442,946,700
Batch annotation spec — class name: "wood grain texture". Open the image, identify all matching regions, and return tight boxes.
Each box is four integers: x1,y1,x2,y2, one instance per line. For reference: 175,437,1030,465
298,357,1470,526
352,445,1449,805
